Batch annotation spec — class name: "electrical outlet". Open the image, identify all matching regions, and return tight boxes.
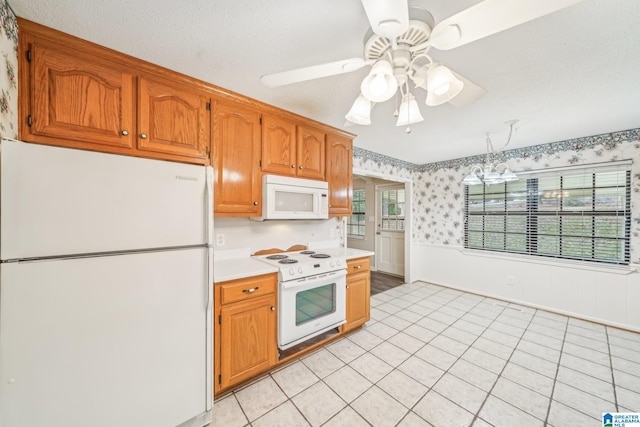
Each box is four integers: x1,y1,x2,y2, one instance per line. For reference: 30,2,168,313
507,275,515,286
329,228,336,239
215,233,225,246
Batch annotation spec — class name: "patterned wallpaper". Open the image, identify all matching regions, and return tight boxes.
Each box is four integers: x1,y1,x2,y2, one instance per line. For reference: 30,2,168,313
0,0,16,139
354,128,640,262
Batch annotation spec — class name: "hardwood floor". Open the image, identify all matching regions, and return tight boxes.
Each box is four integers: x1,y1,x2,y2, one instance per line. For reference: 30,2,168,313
370,271,405,295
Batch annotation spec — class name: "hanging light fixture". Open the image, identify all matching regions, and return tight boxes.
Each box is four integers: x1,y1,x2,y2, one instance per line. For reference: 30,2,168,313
360,59,398,102
344,93,372,125
463,120,520,186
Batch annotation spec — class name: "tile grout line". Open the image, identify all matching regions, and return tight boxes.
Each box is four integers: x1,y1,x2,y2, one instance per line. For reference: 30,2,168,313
468,305,540,426
605,326,620,412
542,313,569,426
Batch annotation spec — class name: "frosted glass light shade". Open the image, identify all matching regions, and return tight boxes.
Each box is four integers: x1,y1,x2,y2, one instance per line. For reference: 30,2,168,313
426,64,464,106
463,173,483,185
345,94,371,125
501,168,518,182
396,93,423,126
361,60,398,102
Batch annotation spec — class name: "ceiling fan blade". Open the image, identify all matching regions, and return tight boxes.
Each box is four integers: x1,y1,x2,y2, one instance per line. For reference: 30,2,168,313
361,0,409,40
447,72,486,107
261,58,370,88
429,0,584,50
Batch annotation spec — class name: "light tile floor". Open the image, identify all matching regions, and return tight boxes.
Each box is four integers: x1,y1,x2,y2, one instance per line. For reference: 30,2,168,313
211,281,640,427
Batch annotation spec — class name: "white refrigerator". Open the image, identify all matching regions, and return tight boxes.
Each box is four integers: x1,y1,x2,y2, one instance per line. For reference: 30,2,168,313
0,139,213,427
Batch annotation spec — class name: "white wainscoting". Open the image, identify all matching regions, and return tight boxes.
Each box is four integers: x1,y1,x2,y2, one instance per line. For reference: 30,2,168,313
411,242,640,332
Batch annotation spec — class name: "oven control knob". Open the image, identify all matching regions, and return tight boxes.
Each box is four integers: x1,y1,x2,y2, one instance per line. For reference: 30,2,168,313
336,260,342,267
289,268,295,276
330,261,335,268
297,267,303,274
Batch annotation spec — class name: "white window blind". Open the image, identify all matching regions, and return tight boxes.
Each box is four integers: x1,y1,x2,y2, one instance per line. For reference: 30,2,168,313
464,163,631,265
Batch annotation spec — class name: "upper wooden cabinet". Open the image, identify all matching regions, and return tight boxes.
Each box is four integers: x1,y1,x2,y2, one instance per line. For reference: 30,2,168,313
296,125,326,180
261,114,296,176
21,31,135,152
326,133,353,216
18,18,210,165
212,100,262,216
137,77,210,160
262,115,325,180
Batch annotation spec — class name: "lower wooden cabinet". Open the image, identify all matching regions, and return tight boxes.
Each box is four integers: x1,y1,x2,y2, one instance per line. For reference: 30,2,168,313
342,257,371,333
214,273,278,394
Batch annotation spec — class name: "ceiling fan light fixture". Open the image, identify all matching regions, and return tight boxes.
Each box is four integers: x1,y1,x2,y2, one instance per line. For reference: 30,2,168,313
395,93,423,126
361,59,398,102
345,94,372,125
425,64,464,106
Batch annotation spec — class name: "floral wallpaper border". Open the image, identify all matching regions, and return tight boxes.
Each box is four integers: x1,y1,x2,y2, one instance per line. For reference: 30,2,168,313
354,128,640,173
353,146,421,172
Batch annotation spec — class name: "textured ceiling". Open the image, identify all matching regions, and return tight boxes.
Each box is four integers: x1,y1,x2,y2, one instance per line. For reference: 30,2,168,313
10,0,640,164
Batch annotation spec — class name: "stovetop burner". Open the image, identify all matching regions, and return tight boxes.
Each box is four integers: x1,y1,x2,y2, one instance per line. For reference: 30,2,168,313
266,254,288,260
279,258,298,264
309,253,330,259
299,250,315,255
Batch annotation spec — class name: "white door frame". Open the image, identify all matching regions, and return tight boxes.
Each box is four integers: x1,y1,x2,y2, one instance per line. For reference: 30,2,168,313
353,167,412,284
375,182,406,276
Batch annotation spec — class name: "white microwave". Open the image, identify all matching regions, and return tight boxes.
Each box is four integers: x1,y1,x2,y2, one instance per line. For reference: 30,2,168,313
251,175,329,221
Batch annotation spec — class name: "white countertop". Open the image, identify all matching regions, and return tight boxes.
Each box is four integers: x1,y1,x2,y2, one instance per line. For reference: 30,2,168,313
213,247,374,282
213,249,278,283
319,247,375,259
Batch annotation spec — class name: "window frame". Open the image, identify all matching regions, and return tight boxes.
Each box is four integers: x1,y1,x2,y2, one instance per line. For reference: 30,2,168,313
347,189,366,238
379,187,405,232
464,165,631,266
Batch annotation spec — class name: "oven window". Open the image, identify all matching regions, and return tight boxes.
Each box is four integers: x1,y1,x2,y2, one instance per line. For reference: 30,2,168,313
295,283,336,325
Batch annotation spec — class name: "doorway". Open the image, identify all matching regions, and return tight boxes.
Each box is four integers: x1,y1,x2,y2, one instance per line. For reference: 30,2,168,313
348,168,411,283
375,183,405,276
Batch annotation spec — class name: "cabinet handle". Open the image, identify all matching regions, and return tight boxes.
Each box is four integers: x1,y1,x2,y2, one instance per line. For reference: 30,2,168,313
242,287,259,294
291,164,296,168
270,306,275,311
140,133,148,139
121,130,129,136
299,165,304,169
253,201,259,206
353,265,362,269
346,285,350,289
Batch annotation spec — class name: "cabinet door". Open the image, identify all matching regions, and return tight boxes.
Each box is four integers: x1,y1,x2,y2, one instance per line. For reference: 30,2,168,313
326,134,353,216
218,295,277,390
261,114,297,176
212,101,262,215
343,272,370,333
25,36,135,151
137,77,209,162
297,125,325,180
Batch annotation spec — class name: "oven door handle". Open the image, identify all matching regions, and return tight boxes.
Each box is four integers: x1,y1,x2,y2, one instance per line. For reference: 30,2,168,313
280,269,347,289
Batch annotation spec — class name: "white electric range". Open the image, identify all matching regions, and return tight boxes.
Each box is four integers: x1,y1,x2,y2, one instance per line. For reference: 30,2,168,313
252,250,347,350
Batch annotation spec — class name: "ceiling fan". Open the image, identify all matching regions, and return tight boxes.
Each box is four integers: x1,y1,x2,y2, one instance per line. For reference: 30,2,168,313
260,0,583,129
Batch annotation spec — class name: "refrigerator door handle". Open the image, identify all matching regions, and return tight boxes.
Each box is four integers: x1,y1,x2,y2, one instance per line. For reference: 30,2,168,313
204,166,214,411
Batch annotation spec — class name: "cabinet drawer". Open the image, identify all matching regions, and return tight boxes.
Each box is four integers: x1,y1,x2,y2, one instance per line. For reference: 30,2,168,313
347,257,370,275
218,273,277,305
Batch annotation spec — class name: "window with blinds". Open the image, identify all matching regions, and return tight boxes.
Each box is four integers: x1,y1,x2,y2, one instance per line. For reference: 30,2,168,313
464,164,631,265
348,189,366,237
380,187,405,231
